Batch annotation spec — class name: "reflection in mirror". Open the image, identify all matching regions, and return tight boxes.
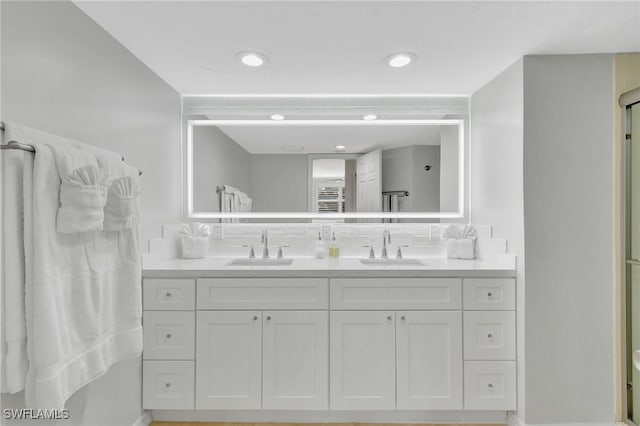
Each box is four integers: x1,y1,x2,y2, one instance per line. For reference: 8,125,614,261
188,120,463,221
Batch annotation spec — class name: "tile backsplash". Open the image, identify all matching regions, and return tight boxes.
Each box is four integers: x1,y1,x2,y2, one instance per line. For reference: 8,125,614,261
147,222,507,261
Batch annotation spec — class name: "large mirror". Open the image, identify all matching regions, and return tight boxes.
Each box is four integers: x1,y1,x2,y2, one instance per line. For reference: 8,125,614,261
186,119,464,221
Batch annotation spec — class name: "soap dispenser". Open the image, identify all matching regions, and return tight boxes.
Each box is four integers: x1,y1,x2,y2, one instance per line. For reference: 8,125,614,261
314,232,326,259
329,232,340,258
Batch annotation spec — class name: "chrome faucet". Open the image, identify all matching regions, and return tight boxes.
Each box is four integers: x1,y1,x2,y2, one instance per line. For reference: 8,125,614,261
261,230,270,259
381,230,391,259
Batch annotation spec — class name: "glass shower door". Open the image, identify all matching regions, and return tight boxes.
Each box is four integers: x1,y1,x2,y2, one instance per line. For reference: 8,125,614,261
628,101,640,424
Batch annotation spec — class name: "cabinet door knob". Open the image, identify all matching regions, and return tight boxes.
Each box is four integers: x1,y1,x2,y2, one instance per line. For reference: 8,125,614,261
166,292,172,297
488,383,494,389
387,315,392,321
252,316,258,321
166,333,172,339
488,333,493,339
266,316,272,321
400,316,406,321
165,382,171,388
487,292,492,297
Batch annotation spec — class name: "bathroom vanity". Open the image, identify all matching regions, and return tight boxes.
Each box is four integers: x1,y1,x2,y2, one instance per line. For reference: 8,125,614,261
141,257,516,422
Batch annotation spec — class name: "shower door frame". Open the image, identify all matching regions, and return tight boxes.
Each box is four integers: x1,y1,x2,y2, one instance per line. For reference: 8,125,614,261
622,86,640,425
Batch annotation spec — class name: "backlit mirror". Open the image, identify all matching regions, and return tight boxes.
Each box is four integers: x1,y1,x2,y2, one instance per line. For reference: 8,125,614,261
186,119,465,221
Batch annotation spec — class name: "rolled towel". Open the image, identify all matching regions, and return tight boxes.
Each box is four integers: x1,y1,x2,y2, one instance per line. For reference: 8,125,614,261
179,222,210,259
442,224,477,259
57,165,108,233
103,175,140,231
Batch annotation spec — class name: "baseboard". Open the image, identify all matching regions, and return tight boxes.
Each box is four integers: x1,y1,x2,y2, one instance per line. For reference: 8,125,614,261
132,411,152,426
508,413,525,426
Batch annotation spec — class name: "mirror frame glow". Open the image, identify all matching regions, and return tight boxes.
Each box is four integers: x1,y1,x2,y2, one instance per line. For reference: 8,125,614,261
185,119,466,220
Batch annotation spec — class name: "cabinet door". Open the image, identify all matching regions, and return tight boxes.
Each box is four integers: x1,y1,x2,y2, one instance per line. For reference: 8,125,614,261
262,311,328,410
396,311,463,410
330,311,395,410
196,311,262,409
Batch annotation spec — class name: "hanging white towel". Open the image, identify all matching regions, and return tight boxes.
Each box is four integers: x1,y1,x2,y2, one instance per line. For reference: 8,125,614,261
103,175,140,231
56,164,109,233
3,123,142,408
1,148,29,393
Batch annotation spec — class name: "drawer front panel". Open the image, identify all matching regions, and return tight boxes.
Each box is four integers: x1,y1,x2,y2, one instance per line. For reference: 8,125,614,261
464,361,516,410
143,311,195,360
197,278,328,310
463,278,515,310
144,278,195,310
330,278,461,310
143,361,195,409
464,311,516,360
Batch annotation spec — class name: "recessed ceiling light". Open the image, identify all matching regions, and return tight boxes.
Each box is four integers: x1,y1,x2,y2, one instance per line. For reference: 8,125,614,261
270,114,285,120
386,53,416,68
363,114,378,121
236,51,269,67
335,145,347,152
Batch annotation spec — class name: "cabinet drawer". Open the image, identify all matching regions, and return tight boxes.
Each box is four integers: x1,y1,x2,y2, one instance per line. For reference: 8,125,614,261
464,311,516,360
330,278,461,310
143,361,194,409
143,311,195,360
197,278,328,310
463,278,515,310
464,361,516,410
143,278,195,310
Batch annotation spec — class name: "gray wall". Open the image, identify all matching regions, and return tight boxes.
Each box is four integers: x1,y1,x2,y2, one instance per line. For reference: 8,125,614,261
439,126,459,212
249,154,308,212
411,145,440,213
382,145,440,213
1,1,181,424
470,58,525,419
522,54,614,423
193,126,250,212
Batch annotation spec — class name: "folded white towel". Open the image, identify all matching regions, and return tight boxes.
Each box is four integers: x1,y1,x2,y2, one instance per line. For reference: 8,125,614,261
56,165,108,233
443,224,477,259
237,191,252,212
103,175,140,231
179,223,210,258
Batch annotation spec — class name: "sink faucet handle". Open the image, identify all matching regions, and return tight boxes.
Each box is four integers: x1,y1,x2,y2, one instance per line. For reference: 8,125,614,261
242,244,256,259
277,245,290,259
396,245,409,259
362,244,376,259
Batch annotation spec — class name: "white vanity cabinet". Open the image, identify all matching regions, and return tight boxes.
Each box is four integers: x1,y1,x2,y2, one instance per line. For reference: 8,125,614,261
142,273,517,415
329,278,464,411
195,278,329,410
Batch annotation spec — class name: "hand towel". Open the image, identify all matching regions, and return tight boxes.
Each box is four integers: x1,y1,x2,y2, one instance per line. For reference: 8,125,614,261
8,124,142,409
442,224,477,259
56,165,109,233
179,222,210,258
103,175,140,231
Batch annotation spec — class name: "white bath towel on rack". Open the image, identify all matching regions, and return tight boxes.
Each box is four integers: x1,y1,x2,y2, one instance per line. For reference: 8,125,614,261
3,122,142,408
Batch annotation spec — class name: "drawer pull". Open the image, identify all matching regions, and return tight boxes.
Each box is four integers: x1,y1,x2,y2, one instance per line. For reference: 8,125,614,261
165,382,171,388
166,333,172,339
387,315,392,321
488,383,494,390
488,333,493,339
266,316,272,321
252,316,258,321
487,292,493,297
166,292,172,298
400,315,406,321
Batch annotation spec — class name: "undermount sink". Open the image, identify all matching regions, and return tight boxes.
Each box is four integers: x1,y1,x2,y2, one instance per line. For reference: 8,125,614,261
359,258,424,265
226,258,294,266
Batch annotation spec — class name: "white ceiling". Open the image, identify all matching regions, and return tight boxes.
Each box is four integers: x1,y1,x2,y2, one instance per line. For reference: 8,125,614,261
216,124,443,154
74,1,640,96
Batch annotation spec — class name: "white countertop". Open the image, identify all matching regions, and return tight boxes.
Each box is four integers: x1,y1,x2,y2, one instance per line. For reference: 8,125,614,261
142,255,516,278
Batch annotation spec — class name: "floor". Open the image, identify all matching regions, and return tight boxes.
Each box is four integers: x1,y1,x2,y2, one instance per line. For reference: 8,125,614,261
150,423,506,426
